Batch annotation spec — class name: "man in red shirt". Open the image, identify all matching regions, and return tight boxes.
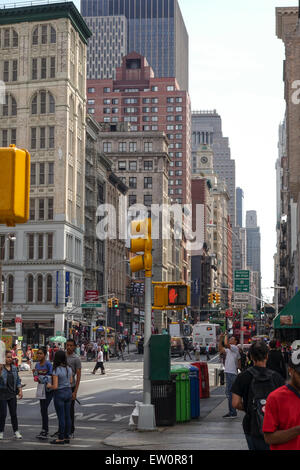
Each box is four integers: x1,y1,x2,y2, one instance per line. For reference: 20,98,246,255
263,349,300,450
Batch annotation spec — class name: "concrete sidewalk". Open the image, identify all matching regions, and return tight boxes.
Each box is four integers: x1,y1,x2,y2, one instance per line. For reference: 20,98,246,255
103,386,248,451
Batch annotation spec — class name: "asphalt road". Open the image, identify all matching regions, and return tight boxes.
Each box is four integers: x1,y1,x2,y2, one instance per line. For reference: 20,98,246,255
0,352,220,450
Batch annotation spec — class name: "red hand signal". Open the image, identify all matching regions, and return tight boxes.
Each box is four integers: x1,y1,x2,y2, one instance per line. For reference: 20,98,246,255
169,288,178,304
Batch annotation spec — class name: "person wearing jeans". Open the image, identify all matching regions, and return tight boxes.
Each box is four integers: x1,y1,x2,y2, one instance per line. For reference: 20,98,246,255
0,350,23,440
47,350,73,445
33,347,53,440
218,333,241,418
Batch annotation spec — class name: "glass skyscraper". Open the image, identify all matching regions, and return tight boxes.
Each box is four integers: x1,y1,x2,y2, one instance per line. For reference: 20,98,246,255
81,0,189,90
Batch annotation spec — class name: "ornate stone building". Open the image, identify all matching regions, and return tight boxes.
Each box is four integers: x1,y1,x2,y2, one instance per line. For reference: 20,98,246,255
0,2,91,343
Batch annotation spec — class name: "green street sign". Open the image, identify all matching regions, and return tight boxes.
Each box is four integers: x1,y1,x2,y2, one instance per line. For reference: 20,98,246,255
234,270,250,293
81,303,102,309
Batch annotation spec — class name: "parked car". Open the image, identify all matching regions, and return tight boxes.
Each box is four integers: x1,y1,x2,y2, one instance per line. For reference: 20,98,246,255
171,337,184,357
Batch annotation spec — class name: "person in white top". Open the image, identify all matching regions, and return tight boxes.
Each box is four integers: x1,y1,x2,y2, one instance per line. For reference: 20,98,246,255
92,347,105,375
219,332,241,419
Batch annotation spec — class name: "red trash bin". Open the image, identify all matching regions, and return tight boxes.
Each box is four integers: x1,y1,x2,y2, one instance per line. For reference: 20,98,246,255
191,362,210,399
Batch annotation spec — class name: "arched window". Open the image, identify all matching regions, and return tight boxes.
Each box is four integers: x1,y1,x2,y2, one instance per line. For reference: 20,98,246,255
7,275,14,303
37,274,43,302
27,275,34,302
46,274,52,302
31,91,55,115
2,93,17,117
32,26,39,45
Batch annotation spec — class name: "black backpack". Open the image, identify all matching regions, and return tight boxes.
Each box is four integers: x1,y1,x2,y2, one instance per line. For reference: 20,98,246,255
247,367,278,437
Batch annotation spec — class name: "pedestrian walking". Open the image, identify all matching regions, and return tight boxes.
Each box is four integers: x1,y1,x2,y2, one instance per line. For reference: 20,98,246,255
231,340,285,451
194,343,201,362
117,340,124,361
26,345,33,369
205,345,210,361
183,339,192,361
0,350,23,440
66,339,81,438
80,343,85,357
92,347,105,375
267,340,287,380
263,349,300,450
33,347,53,440
218,332,241,419
47,350,73,445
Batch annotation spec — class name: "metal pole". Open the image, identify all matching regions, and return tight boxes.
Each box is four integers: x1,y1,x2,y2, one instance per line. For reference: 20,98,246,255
240,309,244,347
143,275,152,405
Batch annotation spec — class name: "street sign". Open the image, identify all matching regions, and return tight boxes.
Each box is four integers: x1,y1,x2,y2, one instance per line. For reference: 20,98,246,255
232,302,248,309
234,293,249,303
81,303,102,309
234,270,250,293
85,290,99,302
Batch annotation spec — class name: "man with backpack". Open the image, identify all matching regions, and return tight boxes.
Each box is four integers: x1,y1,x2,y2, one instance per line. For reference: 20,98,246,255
231,341,285,450
263,348,300,450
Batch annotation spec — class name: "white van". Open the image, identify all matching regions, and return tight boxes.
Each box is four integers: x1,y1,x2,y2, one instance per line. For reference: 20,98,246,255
192,323,221,354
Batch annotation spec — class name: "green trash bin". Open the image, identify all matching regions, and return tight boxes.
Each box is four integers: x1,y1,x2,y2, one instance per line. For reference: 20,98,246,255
171,365,191,423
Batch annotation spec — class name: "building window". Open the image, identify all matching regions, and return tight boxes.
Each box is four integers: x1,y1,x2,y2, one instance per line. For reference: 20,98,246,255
3,61,9,82
48,198,54,220
41,58,47,79
38,234,44,259
37,275,43,302
144,142,153,152
50,57,55,78
104,87,111,93
118,161,126,171
144,195,152,206
144,177,152,189
31,128,37,149
46,274,52,302
144,161,153,171
167,86,174,91
128,195,137,206
119,142,127,152
88,88,95,93
103,142,112,153
39,199,45,220
129,142,137,152
50,26,56,44
48,162,54,185
32,58,38,80
27,275,34,302
129,177,137,189
129,161,137,171
32,27,38,45
28,234,34,259
49,126,55,148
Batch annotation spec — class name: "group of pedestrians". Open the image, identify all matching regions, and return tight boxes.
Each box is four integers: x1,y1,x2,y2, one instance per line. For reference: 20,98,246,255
219,332,300,450
0,339,81,445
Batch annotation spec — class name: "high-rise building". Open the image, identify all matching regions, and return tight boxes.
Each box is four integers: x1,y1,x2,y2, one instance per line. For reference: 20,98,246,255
87,52,191,207
236,187,244,228
0,2,91,341
192,110,236,227
246,210,261,299
81,0,189,90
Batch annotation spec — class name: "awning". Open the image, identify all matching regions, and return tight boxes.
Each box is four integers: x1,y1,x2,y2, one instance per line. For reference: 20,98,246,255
274,291,300,329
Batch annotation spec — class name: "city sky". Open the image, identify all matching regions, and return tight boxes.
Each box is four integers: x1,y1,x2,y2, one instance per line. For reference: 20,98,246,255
0,0,297,302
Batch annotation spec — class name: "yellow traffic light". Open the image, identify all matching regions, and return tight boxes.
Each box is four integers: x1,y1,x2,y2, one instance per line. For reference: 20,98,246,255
108,298,113,308
0,145,30,227
153,284,191,308
208,293,214,304
113,298,119,308
215,293,221,304
130,218,152,277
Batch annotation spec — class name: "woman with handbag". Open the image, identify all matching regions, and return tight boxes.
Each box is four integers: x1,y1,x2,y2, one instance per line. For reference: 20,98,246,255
33,347,53,441
47,350,73,445
0,350,23,440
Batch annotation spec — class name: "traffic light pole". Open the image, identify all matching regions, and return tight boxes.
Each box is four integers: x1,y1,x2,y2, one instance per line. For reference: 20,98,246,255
143,275,152,406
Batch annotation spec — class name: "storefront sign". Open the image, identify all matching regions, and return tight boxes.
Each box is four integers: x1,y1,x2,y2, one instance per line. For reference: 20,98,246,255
85,290,99,302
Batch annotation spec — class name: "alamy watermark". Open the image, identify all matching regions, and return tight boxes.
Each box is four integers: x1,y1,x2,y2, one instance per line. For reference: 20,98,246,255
96,197,205,252
0,81,6,105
